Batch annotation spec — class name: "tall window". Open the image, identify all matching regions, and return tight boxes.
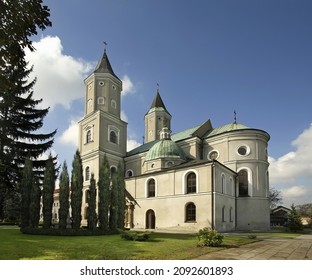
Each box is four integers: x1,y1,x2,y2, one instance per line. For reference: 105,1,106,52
187,172,196,194
221,174,226,194
85,166,90,181
222,206,226,222
147,179,155,197
229,207,233,222
238,170,249,196
185,203,196,222
110,131,117,144
86,130,92,143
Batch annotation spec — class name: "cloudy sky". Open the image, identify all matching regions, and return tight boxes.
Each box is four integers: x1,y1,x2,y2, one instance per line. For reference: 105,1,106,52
25,0,312,208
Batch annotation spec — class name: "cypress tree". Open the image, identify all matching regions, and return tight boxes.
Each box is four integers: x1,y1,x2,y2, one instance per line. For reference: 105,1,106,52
0,0,55,220
116,162,125,229
71,150,83,229
20,158,33,229
87,173,97,230
59,161,70,229
29,177,41,228
109,173,118,231
98,155,110,230
42,155,56,229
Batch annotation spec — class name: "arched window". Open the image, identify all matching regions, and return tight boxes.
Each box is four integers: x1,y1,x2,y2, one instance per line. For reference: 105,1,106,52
110,166,117,178
221,174,226,194
238,169,249,196
110,131,117,144
222,206,226,222
229,177,234,196
85,166,90,181
147,179,155,197
126,170,133,177
86,130,92,143
185,203,196,222
187,172,196,194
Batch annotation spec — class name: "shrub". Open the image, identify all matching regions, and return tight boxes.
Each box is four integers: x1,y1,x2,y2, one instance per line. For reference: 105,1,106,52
121,231,151,242
197,227,224,247
247,234,257,239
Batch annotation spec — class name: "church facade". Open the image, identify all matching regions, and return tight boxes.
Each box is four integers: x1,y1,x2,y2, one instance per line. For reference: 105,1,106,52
78,51,271,232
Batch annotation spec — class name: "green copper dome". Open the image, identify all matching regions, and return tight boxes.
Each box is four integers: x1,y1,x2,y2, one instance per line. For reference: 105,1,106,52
145,139,187,161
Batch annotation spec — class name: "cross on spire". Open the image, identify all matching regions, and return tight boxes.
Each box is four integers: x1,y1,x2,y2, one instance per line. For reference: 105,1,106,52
157,83,160,93
234,110,237,124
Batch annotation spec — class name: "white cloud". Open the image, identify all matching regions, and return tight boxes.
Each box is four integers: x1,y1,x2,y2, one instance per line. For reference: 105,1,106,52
269,124,312,206
121,75,136,97
59,119,80,147
25,36,93,110
127,139,141,152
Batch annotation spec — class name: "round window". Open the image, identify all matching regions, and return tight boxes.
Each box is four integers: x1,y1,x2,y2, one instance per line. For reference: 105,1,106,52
99,81,104,86
208,150,219,160
237,145,250,156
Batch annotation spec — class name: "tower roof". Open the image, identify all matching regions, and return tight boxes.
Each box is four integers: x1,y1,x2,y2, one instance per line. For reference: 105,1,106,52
146,91,171,115
94,50,120,80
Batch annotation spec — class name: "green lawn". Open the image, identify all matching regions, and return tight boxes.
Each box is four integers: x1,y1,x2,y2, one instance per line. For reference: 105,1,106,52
0,226,301,260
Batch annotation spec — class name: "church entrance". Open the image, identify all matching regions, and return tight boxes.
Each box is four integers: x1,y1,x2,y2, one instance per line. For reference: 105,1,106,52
146,209,155,229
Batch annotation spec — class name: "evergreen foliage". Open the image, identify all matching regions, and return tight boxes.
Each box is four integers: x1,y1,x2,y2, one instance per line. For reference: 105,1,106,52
0,0,55,220
71,150,83,229
59,161,70,229
197,227,224,247
98,155,110,230
29,178,41,228
20,158,33,228
109,173,118,231
87,173,97,230
287,204,303,232
116,162,125,229
42,155,56,229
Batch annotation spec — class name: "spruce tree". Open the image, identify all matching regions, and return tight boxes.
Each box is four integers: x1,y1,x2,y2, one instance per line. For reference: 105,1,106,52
20,157,33,229
288,204,303,232
59,161,70,229
0,0,55,219
71,150,83,229
42,155,56,229
87,173,97,230
98,155,110,230
29,177,41,228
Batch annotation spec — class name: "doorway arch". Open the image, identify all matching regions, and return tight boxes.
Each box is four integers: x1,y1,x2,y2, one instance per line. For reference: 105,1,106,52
146,209,156,229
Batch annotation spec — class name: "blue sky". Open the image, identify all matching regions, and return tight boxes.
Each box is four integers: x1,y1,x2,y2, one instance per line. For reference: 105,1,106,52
25,0,312,207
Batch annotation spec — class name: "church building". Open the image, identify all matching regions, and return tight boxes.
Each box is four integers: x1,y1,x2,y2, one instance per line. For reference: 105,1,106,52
78,50,271,232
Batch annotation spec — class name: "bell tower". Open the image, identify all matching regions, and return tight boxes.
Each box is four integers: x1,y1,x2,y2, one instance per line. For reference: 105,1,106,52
78,50,127,211
144,91,171,143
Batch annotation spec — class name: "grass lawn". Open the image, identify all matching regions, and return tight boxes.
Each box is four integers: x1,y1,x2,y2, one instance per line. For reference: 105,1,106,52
0,226,302,260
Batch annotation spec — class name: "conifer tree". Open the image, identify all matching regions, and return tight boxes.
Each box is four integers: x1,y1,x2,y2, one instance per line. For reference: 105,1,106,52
288,204,303,232
42,155,56,229
20,157,33,229
71,150,83,229
98,155,110,230
59,161,70,229
0,0,55,219
116,162,125,229
109,173,118,231
29,177,41,228
87,173,97,230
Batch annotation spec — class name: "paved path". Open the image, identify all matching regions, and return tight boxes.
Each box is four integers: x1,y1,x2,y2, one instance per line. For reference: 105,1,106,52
194,234,312,260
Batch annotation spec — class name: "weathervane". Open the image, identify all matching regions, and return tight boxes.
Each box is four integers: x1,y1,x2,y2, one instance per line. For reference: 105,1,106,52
103,41,108,52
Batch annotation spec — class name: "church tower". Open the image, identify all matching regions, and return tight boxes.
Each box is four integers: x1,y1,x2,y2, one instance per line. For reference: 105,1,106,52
144,91,171,143
78,50,127,224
